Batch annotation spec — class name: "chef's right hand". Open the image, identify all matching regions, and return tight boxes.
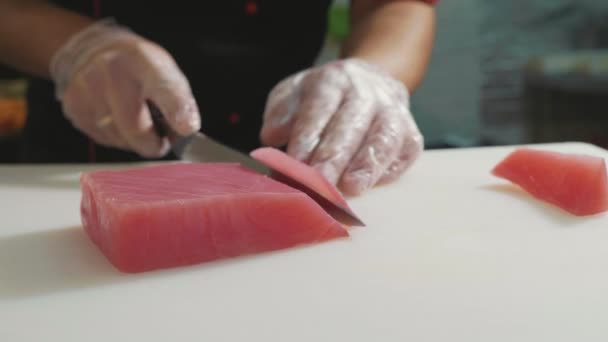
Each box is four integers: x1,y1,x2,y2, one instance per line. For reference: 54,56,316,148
50,19,200,158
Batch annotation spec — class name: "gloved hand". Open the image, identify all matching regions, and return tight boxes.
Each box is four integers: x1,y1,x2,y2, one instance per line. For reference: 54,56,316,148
260,58,424,196
50,19,200,158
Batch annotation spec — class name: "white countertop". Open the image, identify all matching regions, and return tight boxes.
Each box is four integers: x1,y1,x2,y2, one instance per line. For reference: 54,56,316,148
2,142,607,341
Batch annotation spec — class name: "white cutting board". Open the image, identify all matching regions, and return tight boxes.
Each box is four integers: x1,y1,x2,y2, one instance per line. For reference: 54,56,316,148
2,142,608,341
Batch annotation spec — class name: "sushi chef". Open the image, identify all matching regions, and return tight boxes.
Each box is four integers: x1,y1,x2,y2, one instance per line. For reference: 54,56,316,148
0,0,437,196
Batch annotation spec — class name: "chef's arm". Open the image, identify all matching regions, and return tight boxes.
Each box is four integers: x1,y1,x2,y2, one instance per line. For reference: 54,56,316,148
0,0,93,78
340,0,436,91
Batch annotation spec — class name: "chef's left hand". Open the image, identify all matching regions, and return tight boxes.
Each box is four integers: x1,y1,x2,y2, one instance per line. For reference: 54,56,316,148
260,58,424,196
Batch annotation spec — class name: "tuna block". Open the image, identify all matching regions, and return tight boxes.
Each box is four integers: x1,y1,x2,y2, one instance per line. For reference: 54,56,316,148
80,163,348,273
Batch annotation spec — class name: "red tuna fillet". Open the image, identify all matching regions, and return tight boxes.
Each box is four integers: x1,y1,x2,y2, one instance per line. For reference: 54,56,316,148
491,148,608,216
80,163,348,273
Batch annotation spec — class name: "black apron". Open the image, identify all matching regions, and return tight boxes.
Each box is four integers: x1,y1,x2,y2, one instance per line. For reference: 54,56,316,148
19,0,331,162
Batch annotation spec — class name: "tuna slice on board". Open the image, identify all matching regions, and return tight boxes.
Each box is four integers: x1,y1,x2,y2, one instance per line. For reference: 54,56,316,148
80,162,349,274
491,148,608,216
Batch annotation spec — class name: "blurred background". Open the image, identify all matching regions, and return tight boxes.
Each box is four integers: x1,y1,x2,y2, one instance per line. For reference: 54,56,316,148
1,0,608,161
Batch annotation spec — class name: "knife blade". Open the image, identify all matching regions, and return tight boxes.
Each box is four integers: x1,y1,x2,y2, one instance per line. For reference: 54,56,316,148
148,101,365,227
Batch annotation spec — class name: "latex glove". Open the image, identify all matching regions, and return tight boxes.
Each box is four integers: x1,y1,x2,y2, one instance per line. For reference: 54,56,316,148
260,58,423,196
50,19,200,158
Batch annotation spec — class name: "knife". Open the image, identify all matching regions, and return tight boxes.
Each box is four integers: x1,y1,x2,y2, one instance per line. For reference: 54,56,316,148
148,101,365,227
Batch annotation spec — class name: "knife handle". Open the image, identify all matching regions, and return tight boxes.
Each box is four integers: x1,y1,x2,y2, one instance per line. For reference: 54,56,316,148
147,100,193,158
148,100,184,143
148,100,167,136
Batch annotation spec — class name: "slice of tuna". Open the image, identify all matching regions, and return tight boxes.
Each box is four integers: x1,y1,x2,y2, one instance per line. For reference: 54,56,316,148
250,147,351,209
80,163,348,273
491,148,608,216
